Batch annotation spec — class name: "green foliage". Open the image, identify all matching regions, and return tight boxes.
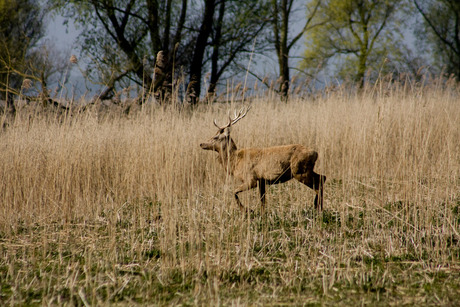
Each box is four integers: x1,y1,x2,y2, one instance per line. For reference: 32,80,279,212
301,0,411,86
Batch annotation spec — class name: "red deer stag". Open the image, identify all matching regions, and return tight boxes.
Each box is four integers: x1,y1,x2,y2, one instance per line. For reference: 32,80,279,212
200,106,326,212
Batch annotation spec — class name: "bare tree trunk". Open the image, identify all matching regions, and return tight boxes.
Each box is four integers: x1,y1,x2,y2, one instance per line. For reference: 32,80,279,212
187,0,216,104
272,0,291,101
272,0,321,101
279,0,290,100
207,0,226,102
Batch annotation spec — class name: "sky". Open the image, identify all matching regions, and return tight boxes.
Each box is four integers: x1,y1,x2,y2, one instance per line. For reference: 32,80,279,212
45,16,96,98
47,16,78,50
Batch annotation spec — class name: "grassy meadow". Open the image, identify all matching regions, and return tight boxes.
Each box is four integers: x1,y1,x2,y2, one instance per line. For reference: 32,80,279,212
0,82,459,305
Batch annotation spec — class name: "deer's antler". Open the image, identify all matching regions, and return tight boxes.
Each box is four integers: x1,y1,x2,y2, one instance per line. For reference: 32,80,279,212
230,106,251,126
213,106,251,129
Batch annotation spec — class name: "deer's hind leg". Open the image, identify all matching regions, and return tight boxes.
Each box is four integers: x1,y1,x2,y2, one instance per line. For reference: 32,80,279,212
257,179,268,214
258,180,266,206
294,171,326,211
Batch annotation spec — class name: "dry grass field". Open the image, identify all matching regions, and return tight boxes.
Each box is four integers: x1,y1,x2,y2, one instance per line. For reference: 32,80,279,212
0,82,459,305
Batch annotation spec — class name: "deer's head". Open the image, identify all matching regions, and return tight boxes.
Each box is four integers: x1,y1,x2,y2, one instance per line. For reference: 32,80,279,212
200,106,251,153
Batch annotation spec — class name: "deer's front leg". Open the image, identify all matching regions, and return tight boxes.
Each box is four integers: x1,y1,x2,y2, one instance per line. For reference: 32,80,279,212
234,180,257,211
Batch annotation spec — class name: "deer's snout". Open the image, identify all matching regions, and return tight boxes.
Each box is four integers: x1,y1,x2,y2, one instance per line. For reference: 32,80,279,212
200,142,211,150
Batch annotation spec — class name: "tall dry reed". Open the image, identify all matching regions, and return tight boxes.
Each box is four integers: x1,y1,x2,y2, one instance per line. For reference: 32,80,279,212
0,83,459,305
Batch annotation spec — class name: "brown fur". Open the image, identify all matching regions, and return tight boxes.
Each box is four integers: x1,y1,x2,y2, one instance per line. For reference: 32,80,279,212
200,125,326,212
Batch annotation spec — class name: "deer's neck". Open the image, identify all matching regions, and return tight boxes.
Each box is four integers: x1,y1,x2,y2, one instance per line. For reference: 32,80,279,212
218,139,237,174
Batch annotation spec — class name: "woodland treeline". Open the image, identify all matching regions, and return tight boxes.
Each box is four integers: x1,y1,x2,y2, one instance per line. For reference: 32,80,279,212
1,0,459,106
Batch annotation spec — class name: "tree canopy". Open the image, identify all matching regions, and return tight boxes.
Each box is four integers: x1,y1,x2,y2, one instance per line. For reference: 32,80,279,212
51,0,271,103
414,0,460,79
301,0,410,87
5,0,460,106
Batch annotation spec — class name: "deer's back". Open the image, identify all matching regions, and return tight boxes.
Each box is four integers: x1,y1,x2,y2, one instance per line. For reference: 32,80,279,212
234,144,318,182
